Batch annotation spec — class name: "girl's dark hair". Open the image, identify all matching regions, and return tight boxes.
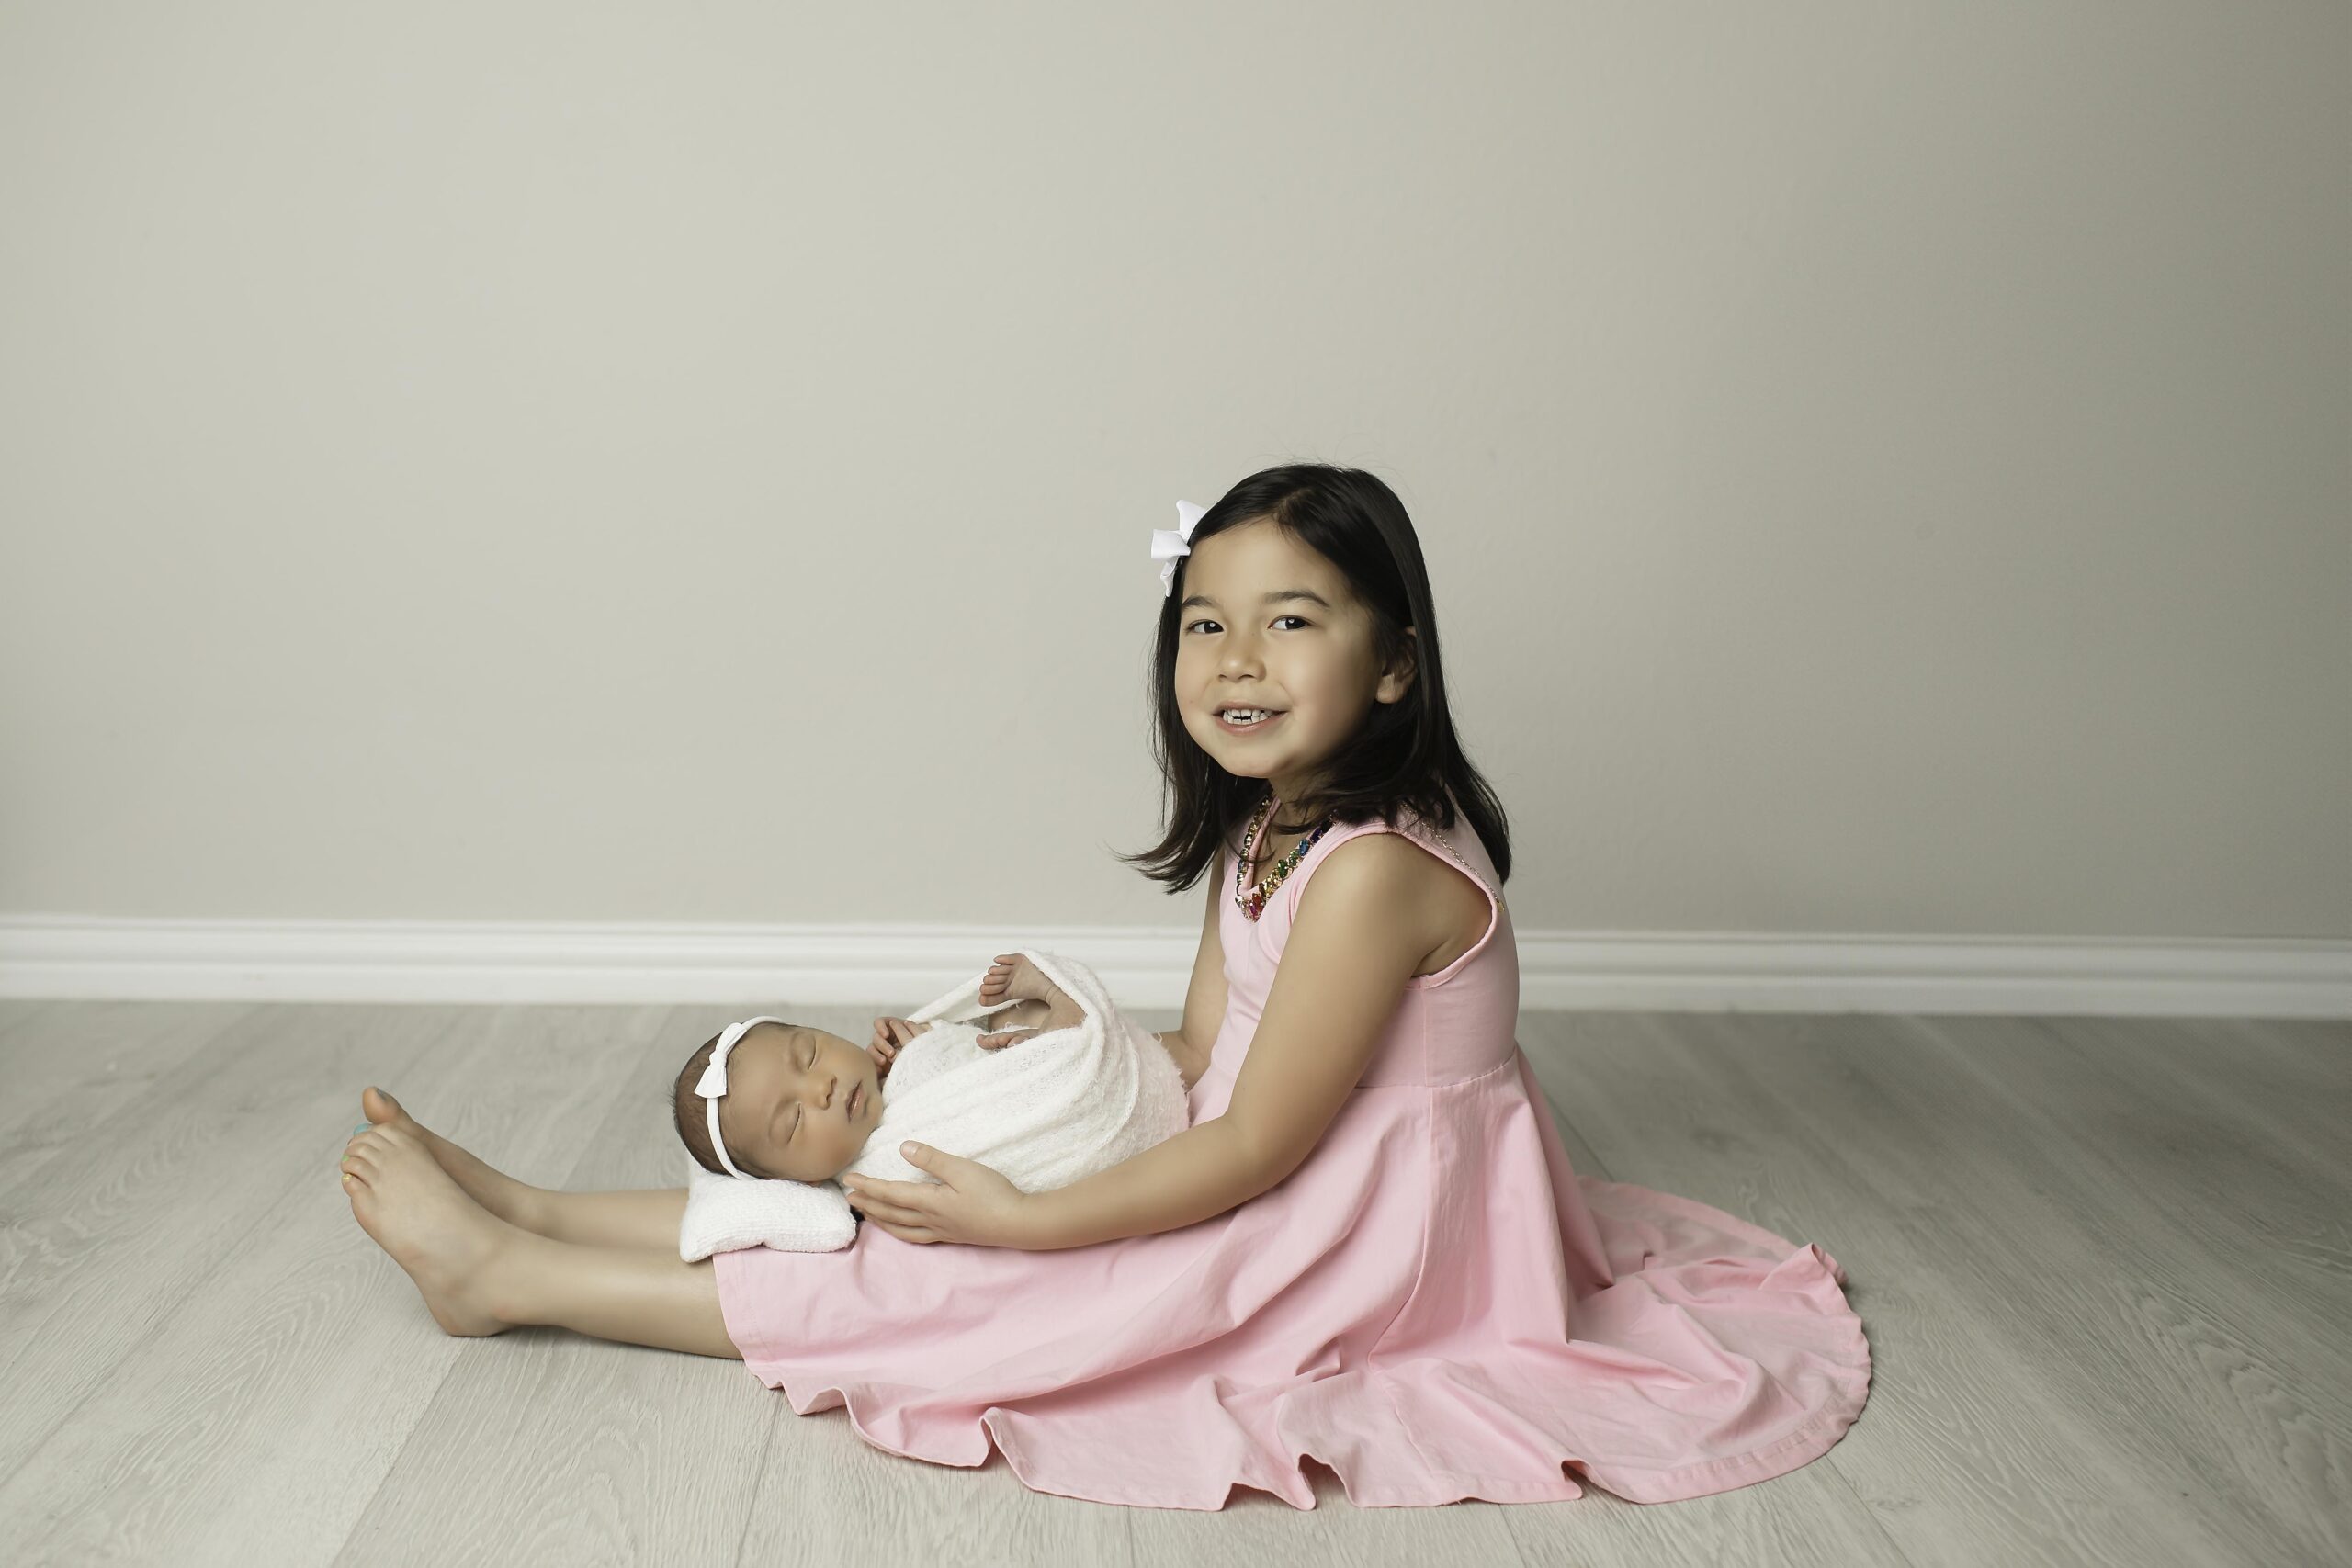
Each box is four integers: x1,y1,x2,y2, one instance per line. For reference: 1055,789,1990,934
1117,463,1511,892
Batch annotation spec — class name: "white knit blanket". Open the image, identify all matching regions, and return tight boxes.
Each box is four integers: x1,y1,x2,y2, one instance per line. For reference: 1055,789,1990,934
678,948,1191,1258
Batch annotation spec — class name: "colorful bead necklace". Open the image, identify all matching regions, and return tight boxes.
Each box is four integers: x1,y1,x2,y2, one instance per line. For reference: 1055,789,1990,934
1234,790,1335,920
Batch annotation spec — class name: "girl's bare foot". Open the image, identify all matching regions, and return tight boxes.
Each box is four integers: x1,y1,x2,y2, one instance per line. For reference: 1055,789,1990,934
354,1088,546,1234
976,953,1087,1048
340,1123,516,1337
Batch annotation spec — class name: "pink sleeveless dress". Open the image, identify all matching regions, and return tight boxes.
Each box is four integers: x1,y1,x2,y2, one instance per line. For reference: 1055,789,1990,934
711,801,1872,1507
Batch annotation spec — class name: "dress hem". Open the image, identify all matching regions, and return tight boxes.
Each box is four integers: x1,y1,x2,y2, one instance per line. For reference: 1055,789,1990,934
726,1354,1871,1509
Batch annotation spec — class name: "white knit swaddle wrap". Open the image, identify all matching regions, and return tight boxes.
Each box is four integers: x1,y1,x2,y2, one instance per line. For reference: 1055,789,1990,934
678,948,1191,1258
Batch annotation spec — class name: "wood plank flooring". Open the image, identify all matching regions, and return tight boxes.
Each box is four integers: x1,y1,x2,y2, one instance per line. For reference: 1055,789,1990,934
0,999,2342,1566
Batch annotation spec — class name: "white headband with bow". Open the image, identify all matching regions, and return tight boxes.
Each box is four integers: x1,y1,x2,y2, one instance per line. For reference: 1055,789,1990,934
1150,500,1206,597
695,1015,792,1179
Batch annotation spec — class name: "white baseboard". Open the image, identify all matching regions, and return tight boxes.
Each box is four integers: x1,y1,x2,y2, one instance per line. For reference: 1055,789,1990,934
1,914,2346,1018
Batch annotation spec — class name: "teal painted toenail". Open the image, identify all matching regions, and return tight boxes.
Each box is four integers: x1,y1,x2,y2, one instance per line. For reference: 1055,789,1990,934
351,1122,368,1134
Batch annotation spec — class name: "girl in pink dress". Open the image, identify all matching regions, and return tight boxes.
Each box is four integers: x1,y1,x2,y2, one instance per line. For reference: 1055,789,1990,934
339,462,1871,1509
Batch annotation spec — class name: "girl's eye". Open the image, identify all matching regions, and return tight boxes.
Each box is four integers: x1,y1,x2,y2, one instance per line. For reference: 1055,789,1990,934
1183,616,1309,633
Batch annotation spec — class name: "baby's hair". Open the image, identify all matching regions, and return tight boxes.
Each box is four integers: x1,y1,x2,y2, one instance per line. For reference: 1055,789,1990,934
1118,462,1512,892
669,1021,799,1179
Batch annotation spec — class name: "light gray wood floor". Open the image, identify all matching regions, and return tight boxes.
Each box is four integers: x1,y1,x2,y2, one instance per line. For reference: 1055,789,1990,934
0,998,2343,1566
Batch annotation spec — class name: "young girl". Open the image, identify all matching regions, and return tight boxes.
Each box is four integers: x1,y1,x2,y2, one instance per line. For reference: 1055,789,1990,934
338,462,1871,1508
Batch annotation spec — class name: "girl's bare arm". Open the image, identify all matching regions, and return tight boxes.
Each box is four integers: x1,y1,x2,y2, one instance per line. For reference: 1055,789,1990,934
1158,855,1229,1090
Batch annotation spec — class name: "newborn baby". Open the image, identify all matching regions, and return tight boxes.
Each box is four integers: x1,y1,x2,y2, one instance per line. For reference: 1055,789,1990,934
670,952,1085,1184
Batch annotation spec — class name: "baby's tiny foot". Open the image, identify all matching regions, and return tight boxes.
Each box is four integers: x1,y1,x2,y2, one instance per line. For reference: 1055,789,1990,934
1036,981,1086,1034
976,954,1086,1047
979,953,1071,1011
976,1012,1036,1050
341,1123,515,1337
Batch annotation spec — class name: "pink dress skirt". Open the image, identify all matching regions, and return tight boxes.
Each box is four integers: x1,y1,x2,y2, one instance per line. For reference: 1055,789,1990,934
713,801,1871,1508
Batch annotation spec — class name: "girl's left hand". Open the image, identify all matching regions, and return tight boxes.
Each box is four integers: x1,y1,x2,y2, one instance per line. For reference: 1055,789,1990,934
842,1144,1036,1247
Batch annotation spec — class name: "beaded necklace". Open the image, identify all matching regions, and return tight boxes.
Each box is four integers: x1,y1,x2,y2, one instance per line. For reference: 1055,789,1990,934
1234,790,1335,920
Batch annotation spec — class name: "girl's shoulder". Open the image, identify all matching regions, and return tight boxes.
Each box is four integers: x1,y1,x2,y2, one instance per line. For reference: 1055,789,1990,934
1283,821,1490,982
1306,800,1495,908
1324,796,1487,874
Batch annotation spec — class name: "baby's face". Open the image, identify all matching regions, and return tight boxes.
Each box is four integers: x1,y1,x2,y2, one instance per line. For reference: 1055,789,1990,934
711,1022,883,1182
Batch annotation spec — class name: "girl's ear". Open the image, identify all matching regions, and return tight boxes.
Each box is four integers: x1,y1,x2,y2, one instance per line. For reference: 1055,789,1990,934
1375,626,1418,705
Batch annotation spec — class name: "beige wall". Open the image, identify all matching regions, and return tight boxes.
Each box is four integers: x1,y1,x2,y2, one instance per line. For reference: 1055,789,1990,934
2,2,2345,942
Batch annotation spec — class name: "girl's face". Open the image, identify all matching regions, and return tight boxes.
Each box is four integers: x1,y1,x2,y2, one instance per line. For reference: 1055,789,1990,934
714,1023,881,1182
1174,517,1413,805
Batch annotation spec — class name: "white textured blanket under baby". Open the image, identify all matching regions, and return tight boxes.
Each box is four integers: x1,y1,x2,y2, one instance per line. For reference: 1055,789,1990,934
678,948,1191,1258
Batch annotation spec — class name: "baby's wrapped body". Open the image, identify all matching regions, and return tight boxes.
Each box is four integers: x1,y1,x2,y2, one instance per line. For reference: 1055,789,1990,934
680,949,1191,1258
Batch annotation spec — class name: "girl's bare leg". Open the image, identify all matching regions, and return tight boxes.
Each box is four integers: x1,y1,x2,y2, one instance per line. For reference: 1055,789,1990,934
528,1188,691,1250
341,1120,741,1360
492,1226,740,1359
358,1088,684,1250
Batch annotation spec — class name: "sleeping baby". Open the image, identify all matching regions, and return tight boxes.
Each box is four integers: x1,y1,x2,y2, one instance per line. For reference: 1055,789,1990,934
670,951,1084,1185
667,947,1192,1258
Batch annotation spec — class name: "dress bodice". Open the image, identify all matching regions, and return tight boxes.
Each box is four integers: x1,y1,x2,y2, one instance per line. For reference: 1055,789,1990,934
1193,795,1518,1107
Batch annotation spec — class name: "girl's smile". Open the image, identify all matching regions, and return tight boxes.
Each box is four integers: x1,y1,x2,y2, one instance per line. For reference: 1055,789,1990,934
1214,709,1286,737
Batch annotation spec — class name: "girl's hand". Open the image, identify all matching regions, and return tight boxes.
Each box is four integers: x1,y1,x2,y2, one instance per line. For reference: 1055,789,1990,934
842,1145,1036,1248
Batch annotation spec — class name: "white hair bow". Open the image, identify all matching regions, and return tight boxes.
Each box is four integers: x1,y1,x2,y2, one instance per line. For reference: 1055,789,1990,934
1150,501,1206,598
